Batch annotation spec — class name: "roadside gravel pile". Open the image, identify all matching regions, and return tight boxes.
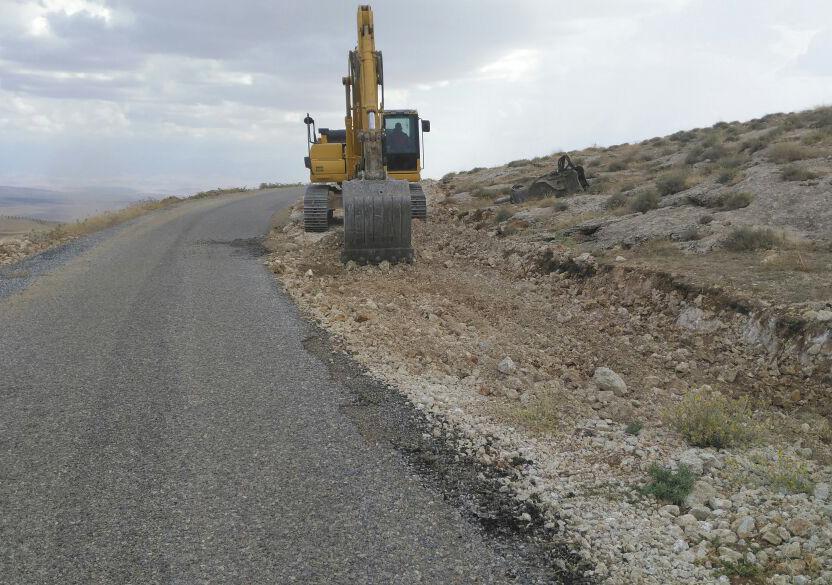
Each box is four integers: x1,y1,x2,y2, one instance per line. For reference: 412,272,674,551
0,237,57,266
267,183,832,584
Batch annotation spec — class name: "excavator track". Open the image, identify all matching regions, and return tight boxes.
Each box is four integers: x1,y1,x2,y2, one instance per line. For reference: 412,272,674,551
303,184,330,232
409,183,427,220
342,179,413,264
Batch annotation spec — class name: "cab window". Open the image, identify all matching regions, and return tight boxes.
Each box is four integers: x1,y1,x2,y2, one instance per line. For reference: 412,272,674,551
384,116,417,154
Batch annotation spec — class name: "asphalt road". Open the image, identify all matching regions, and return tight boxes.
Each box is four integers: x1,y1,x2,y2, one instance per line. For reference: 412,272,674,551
0,189,552,584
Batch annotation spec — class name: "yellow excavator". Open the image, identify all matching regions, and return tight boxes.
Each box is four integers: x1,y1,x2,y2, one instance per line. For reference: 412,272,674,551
302,5,430,263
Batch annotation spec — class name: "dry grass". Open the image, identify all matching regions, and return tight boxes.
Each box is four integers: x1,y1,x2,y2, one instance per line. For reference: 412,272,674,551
767,142,814,163
713,191,754,210
781,164,819,182
747,451,815,495
26,186,254,253
723,226,784,252
496,392,562,435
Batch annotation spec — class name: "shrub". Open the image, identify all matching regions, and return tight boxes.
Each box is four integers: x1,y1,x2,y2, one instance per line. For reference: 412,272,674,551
749,450,815,495
495,208,512,222
507,159,531,168
607,160,628,172
606,192,629,209
625,421,643,436
588,177,610,194
719,191,754,210
677,226,701,241
781,164,819,182
804,106,832,129
767,142,812,163
629,190,660,213
669,130,696,143
655,171,689,196
724,226,783,251
668,391,756,448
552,199,569,211
698,214,714,225
642,464,695,506
716,169,737,184
741,127,784,154
684,145,705,165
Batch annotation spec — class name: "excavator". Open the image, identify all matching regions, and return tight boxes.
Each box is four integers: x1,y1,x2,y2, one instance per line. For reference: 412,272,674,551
302,5,430,264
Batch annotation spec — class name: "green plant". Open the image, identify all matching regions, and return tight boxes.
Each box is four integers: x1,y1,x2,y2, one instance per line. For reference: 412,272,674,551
552,199,569,211
655,170,689,196
607,160,628,172
781,164,819,182
721,559,763,580
629,190,660,213
724,226,783,252
668,391,756,448
495,208,512,222
625,421,643,436
507,159,531,168
767,142,812,163
642,464,695,506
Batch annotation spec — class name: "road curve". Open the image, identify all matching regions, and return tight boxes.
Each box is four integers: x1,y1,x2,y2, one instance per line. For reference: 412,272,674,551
0,189,545,584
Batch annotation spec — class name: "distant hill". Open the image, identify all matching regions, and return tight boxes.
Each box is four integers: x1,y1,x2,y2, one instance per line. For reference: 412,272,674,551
0,185,165,222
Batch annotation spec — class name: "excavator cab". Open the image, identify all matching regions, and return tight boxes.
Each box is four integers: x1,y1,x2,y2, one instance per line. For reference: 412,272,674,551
383,111,420,173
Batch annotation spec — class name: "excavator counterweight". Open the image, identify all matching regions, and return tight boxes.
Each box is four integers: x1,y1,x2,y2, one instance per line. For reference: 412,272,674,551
301,5,429,264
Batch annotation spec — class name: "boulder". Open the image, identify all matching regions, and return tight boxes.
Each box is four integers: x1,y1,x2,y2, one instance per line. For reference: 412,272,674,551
592,367,628,396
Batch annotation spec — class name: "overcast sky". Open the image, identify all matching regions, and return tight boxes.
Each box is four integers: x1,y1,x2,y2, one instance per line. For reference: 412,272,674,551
1,0,831,195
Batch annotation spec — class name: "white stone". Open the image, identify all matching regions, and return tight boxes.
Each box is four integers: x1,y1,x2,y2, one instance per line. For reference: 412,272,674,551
814,482,830,502
673,539,689,553
685,480,717,508
677,449,704,475
718,546,743,563
732,516,756,539
659,504,680,517
592,367,628,396
782,541,802,558
497,356,517,375
690,505,712,521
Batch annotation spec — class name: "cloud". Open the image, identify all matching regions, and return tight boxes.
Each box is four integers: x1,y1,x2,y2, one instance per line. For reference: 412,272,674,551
0,0,831,193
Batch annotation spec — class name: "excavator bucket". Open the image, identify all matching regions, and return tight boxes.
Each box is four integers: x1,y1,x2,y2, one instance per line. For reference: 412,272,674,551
342,179,413,264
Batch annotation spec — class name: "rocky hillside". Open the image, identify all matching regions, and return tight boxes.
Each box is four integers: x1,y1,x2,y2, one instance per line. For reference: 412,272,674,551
267,107,832,585
439,107,832,310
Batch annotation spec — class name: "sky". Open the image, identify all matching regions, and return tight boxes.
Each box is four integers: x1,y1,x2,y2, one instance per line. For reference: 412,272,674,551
1,0,831,195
